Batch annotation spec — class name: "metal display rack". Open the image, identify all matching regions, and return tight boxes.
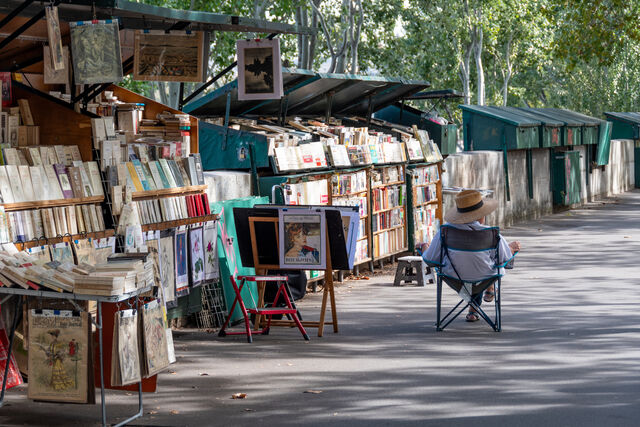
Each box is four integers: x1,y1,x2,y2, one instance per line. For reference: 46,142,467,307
0,286,152,427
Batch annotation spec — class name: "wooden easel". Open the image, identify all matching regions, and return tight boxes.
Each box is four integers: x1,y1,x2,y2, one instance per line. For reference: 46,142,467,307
248,216,338,337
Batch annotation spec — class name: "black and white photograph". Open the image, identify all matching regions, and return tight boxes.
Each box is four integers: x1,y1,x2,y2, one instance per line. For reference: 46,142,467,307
236,38,283,100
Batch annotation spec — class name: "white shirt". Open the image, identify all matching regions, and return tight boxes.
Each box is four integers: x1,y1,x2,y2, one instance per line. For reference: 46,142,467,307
422,221,514,282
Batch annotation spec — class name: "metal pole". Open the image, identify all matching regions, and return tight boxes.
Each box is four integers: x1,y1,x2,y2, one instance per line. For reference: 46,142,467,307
98,302,107,427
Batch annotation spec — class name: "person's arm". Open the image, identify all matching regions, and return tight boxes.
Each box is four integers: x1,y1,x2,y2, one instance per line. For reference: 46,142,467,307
498,237,520,269
421,232,442,266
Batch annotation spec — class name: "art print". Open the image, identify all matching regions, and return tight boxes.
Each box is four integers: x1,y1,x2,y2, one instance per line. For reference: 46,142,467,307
236,38,283,100
72,239,96,266
93,237,115,264
51,243,74,264
340,211,360,269
188,226,204,287
114,309,141,386
416,130,438,163
158,234,176,305
144,232,162,289
45,5,65,71
44,46,70,85
70,20,123,84
134,31,206,82
141,300,169,377
174,229,188,293
203,221,219,281
278,209,326,270
28,310,89,403
0,306,23,390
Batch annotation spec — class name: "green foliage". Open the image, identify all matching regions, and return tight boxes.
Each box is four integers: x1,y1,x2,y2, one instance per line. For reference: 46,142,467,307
122,0,640,118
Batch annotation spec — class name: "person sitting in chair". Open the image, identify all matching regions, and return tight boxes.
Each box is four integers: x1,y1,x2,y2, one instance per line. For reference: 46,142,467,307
419,190,521,322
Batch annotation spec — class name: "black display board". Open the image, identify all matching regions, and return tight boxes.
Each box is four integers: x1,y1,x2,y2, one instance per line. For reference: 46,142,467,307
233,205,353,270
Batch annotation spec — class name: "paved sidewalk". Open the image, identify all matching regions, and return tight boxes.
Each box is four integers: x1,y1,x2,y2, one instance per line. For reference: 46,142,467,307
2,191,640,426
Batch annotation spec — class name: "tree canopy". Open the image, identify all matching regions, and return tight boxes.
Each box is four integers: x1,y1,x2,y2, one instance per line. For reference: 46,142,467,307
125,0,640,120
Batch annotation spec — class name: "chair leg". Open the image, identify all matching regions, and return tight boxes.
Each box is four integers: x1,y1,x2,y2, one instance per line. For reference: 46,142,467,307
495,280,501,332
436,277,442,330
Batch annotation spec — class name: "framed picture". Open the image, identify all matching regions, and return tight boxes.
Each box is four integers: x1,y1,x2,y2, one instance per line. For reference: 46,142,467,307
340,211,360,269
133,31,207,82
203,221,219,281
278,209,326,270
188,226,204,287
174,227,189,294
158,232,176,307
69,20,123,84
236,38,283,100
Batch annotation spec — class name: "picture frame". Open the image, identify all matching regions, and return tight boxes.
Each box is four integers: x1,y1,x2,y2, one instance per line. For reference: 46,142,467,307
45,5,65,71
188,226,204,287
133,30,207,82
158,231,176,307
236,38,283,101
174,227,189,294
278,209,326,270
203,221,219,282
69,20,123,84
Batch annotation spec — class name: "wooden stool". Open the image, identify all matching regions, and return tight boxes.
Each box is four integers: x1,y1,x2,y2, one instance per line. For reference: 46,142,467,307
393,256,433,287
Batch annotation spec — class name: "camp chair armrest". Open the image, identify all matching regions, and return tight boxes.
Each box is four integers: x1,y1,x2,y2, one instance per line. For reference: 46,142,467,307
495,251,518,269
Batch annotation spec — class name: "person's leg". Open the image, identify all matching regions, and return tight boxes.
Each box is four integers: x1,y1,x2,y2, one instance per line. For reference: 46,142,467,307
484,284,495,302
466,293,482,322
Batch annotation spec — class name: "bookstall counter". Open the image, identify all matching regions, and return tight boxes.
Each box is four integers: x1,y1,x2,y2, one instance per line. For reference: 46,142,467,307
0,286,152,427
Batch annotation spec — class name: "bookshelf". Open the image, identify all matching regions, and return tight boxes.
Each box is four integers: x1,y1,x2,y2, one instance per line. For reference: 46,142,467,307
2,196,105,212
406,162,443,253
329,167,372,272
15,229,115,251
140,214,219,233
370,164,408,263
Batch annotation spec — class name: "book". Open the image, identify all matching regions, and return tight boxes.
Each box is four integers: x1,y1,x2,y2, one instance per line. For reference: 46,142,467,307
43,165,64,199
53,164,74,199
5,165,23,202
77,164,93,197
85,161,104,197
140,162,157,190
176,160,191,186
125,162,144,192
17,165,35,202
0,166,14,203
158,159,177,188
67,166,84,198
75,205,86,234
132,159,150,191
150,161,169,189
186,157,198,186
27,147,43,166
81,205,92,233
191,153,205,185
167,160,184,187
18,99,34,126
54,146,67,166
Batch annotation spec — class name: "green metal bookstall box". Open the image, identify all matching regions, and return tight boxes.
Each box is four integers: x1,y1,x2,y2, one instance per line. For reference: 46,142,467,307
373,103,458,155
460,105,540,151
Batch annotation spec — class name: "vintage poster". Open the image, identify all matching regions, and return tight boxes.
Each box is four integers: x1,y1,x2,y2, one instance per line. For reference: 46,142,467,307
43,46,69,85
112,309,141,386
158,233,176,306
203,221,219,281
144,231,162,289
45,5,65,71
236,38,283,100
141,300,169,377
278,209,326,270
174,228,189,294
28,309,89,403
0,306,23,391
133,31,206,82
69,20,123,84
50,243,74,264
188,226,204,287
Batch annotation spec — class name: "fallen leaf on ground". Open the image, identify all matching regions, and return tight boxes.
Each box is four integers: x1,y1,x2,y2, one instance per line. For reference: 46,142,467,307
624,236,630,238
286,363,293,366
168,370,177,374
244,408,254,412
304,390,323,394
199,372,209,376
170,410,180,415
232,393,247,399
147,410,158,415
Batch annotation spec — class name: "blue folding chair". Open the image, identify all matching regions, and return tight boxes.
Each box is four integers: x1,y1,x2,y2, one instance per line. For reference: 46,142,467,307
426,225,516,332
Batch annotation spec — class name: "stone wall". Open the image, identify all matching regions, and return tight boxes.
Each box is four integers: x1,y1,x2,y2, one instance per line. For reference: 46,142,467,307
203,171,253,203
441,140,634,228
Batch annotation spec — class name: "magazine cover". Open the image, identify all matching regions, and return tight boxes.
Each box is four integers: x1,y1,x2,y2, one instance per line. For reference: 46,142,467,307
278,209,326,270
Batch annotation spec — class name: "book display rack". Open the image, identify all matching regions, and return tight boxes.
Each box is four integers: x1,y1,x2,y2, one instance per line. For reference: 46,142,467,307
329,167,373,272
406,162,443,253
370,164,408,264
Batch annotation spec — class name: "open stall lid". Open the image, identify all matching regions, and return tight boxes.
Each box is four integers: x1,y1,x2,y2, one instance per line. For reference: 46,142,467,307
522,108,583,127
0,0,315,74
183,68,430,118
603,111,640,125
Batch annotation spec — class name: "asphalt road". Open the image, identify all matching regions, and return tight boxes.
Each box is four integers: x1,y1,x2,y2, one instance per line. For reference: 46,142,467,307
2,190,639,426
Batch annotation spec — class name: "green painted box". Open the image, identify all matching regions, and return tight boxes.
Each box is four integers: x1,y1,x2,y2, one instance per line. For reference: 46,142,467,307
460,105,540,151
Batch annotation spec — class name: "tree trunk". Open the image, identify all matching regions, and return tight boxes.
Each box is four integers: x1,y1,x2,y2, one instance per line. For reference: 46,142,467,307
473,18,484,105
351,0,363,73
307,2,319,69
458,41,472,105
501,34,513,106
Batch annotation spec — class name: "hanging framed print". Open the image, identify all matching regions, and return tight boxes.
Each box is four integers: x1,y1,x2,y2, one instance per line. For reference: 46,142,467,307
133,30,207,82
69,19,123,84
236,38,283,100
174,227,189,295
278,208,326,270
159,231,176,307
203,221,219,282
45,5,65,71
188,226,205,287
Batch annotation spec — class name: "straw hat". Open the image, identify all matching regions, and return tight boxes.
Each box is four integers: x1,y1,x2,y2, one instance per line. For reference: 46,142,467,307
445,190,498,224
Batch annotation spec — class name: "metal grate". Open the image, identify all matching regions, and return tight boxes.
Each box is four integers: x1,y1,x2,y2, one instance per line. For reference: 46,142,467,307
196,281,227,329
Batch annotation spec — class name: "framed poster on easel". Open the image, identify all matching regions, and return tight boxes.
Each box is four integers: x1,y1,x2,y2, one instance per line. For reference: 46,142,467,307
233,206,350,336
